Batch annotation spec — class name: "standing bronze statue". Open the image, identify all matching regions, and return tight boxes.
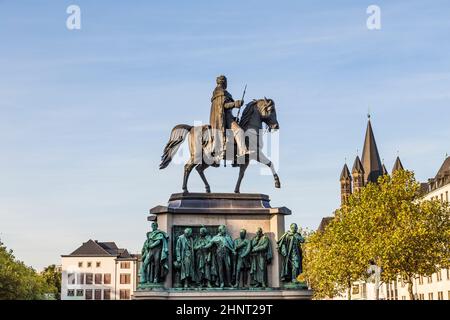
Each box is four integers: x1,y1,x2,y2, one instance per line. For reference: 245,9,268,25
193,227,215,288
233,228,252,288
204,225,235,288
175,227,196,288
250,227,272,288
139,222,169,286
159,75,281,194
277,223,305,283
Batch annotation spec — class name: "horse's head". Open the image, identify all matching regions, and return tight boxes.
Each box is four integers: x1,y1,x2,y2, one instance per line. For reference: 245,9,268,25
256,97,279,131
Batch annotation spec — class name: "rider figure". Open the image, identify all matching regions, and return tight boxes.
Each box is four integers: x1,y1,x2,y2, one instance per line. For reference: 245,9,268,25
209,75,250,166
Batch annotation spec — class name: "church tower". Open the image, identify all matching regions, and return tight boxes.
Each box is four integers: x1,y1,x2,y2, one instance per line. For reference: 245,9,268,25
361,115,383,184
382,163,389,176
352,155,365,192
392,156,404,174
340,163,352,206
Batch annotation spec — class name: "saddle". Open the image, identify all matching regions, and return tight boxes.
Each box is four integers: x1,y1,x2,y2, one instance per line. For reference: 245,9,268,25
202,125,241,167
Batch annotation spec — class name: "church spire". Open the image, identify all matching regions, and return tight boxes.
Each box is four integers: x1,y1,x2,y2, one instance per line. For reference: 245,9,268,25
382,163,389,176
352,155,365,192
340,163,352,206
392,156,404,174
361,115,383,184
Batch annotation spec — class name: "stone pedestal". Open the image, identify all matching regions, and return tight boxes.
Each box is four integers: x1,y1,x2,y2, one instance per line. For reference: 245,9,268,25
133,288,313,300
135,193,310,299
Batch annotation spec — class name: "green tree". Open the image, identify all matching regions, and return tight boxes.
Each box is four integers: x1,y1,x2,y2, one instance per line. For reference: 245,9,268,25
0,239,53,300
304,210,368,299
360,170,450,300
304,170,450,300
41,264,62,299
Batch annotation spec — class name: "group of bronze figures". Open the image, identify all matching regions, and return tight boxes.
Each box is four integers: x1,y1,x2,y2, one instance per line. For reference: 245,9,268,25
139,222,305,289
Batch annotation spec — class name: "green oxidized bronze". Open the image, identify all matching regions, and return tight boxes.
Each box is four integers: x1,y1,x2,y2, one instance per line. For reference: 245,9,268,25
193,227,214,288
277,223,305,284
250,227,272,288
138,222,169,287
175,227,195,288
233,229,251,288
204,225,236,288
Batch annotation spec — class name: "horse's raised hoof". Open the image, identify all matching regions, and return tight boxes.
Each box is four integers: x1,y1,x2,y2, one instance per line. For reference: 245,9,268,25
274,175,281,188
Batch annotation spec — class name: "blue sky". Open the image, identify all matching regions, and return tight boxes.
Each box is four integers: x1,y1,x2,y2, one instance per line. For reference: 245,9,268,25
0,0,449,270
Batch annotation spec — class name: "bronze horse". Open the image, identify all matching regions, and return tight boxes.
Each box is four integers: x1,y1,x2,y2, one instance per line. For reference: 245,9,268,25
159,98,280,193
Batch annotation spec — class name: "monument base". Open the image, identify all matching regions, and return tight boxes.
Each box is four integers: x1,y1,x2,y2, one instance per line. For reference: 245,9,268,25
132,289,313,300
149,193,291,289
142,192,308,299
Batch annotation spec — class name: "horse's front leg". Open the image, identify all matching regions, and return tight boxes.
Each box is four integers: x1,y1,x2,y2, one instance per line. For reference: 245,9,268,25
234,162,249,193
269,161,281,188
257,151,280,189
196,163,211,193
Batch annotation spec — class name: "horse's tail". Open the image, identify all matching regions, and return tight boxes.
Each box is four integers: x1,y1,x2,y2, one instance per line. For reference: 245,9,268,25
159,124,192,169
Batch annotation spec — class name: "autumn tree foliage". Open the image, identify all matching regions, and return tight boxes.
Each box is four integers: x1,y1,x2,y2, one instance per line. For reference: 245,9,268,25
304,170,450,300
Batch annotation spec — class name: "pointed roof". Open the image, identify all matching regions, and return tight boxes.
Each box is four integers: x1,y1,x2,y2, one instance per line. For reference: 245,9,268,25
63,239,137,259
382,163,389,175
352,155,364,174
318,217,334,232
435,156,450,179
340,163,351,181
392,156,404,174
68,239,112,257
361,117,383,183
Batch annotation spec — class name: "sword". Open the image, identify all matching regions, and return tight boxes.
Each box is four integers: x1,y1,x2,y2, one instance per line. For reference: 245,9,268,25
236,84,247,122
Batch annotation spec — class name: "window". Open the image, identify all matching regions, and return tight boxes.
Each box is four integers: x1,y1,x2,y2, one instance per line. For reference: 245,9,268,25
447,269,450,280
87,262,92,267
67,273,76,285
86,273,93,285
85,289,92,300
441,193,444,203
104,273,111,284
402,296,406,300
428,292,433,300
419,276,423,285
437,270,442,281
448,291,450,300
119,289,130,300
446,191,448,202
95,273,102,284
77,273,84,285
76,289,83,297
67,289,75,297
120,273,131,284
437,292,443,300
427,275,432,283
104,289,111,300
94,289,102,300
120,261,131,269
96,262,101,268
78,262,83,268
419,293,424,300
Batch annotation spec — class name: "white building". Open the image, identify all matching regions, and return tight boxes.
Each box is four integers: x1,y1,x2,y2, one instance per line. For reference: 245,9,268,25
61,239,139,300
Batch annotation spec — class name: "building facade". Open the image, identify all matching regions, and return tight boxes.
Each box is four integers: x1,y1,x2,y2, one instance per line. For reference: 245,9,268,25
61,240,139,300
320,116,450,300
